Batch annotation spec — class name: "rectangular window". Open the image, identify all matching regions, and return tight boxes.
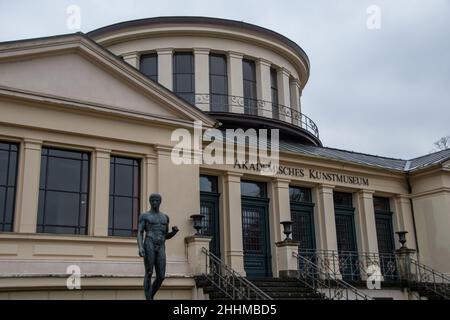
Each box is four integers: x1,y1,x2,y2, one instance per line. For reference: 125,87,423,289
37,148,90,235
241,180,266,198
289,186,312,203
0,142,19,232
242,59,257,115
333,191,353,207
173,52,195,104
374,196,390,212
270,68,279,120
374,196,395,254
200,175,218,193
200,175,220,257
140,53,158,82
209,54,228,112
109,156,140,237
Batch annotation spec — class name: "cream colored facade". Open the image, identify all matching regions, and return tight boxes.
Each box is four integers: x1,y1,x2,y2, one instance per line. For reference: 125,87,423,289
0,17,449,300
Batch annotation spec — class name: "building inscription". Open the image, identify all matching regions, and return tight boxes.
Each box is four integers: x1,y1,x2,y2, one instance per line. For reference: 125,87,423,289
233,161,370,186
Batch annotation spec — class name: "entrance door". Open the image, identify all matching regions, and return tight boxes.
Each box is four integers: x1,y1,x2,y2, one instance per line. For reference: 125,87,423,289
335,208,359,280
334,192,358,280
200,175,221,258
290,187,316,253
374,196,397,279
241,180,271,278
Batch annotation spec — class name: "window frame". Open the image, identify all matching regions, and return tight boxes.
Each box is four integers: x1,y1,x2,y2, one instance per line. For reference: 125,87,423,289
173,51,195,104
37,147,90,235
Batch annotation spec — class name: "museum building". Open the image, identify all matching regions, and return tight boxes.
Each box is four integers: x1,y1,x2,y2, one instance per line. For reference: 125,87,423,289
0,17,449,300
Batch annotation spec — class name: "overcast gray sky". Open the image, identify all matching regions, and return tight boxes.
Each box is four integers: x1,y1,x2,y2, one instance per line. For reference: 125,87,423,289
1,0,449,159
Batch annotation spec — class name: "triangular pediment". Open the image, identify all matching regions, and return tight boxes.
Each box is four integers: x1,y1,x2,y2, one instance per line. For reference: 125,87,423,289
0,34,216,128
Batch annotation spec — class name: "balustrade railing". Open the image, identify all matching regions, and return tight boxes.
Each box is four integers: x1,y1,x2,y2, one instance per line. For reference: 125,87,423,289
191,93,319,139
298,249,398,282
201,247,272,300
407,258,450,299
293,251,372,300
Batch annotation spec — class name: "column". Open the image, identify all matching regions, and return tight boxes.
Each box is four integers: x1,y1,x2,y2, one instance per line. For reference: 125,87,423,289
355,190,379,280
194,48,210,111
316,184,338,251
157,48,173,90
256,58,272,118
277,68,291,123
14,139,42,233
271,178,291,242
271,178,291,277
316,184,340,275
228,51,244,114
392,195,417,250
223,172,245,275
355,190,379,253
142,154,158,212
89,148,110,237
289,78,301,126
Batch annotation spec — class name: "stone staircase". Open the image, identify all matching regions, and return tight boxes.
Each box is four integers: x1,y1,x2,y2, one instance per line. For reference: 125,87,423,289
198,277,325,300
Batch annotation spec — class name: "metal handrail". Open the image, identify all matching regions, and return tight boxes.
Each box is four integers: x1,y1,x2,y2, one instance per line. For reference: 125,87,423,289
293,251,372,300
297,249,399,281
408,258,450,299
201,247,272,300
192,93,320,139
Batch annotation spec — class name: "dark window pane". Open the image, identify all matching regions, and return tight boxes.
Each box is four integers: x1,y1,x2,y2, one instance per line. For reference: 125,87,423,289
114,164,134,197
241,180,266,198
270,68,278,89
46,157,81,192
0,142,19,232
0,150,8,185
42,191,81,227
4,188,15,226
0,187,5,224
333,192,353,207
289,187,312,203
173,52,195,102
243,60,256,81
140,53,158,81
210,54,227,75
174,53,194,73
200,175,218,193
109,156,140,237
39,156,47,189
115,157,135,166
210,75,227,94
48,149,83,160
7,151,17,186
112,197,133,231
37,147,89,235
174,74,195,92
243,60,257,116
374,197,390,212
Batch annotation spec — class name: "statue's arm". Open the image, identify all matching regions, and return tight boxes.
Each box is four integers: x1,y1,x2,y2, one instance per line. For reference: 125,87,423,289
137,215,145,257
165,215,179,239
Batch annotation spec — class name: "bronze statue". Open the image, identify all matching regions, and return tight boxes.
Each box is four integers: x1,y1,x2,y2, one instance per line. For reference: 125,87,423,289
137,193,179,300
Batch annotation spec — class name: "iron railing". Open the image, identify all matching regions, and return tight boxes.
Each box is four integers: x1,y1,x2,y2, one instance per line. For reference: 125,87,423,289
298,249,399,282
406,258,450,299
190,93,319,139
201,247,272,300
293,251,372,300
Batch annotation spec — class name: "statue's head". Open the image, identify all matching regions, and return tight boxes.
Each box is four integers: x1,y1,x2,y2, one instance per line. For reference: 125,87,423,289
149,193,161,211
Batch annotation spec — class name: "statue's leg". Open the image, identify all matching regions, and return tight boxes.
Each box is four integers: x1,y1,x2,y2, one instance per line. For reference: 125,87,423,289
151,246,166,299
143,241,155,300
